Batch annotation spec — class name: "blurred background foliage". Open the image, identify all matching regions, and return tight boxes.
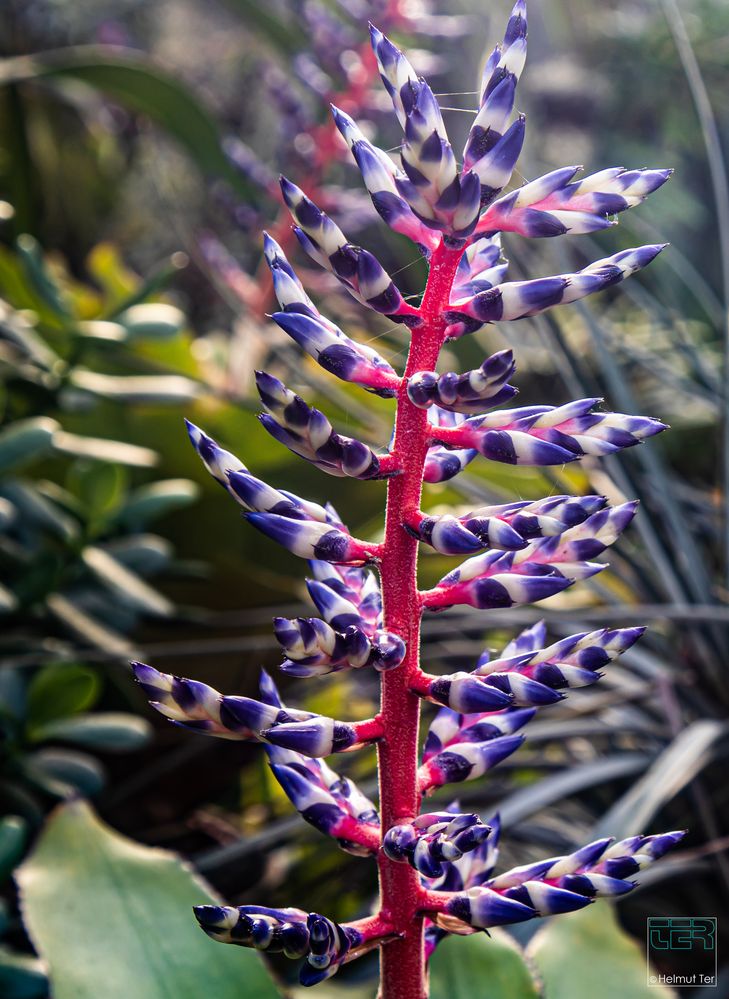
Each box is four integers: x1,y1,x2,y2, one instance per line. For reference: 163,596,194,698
0,0,728,996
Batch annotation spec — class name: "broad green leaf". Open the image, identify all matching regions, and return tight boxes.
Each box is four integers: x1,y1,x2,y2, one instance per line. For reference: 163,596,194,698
0,418,58,474
1,481,79,542
430,929,539,999
15,234,72,319
74,320,128,343
32,713,152,752
27,664,100,730
0,50,253,198
0,816,28,882
527,903,677,999
16,800,282,999
0,946,48,999
105,534,172,574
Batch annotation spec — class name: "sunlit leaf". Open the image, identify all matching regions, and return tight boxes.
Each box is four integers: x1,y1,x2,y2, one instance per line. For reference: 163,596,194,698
527,902,677,998
430,930,539,999
16,800,281,999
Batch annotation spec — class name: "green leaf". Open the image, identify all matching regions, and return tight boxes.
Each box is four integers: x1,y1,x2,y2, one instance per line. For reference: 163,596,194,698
0,946,48,999
430,930,539,999
527,903,677,999
32,713,152,752
23,748,106,797
0,816,28,882
67,461,127,519
16,799,282,999
45,592,138,657
68,369,202,403
0,418,59,474
52,432,158,468
0,49,253,198
121,479,199,525
118,303,185,340
81,545,174,617
27,663,101,730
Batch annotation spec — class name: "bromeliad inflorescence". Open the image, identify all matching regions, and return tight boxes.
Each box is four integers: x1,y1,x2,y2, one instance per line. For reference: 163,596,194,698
134,4,684,997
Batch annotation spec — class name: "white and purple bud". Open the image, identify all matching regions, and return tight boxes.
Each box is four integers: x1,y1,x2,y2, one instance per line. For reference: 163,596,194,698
247,512,379,565
418,733,525,791
185,420,335,525
445,244,667,337
131,662,313,740
423,406,478,484
484,830,686,913
194,904,311,956
256,370,387,480
406,348,517,415
462,0,527,177
451,235,509,300
383,812,491,878
429,397,667,466
279,177,418,321
262,714,382,758
407,494,609,556
330,104,440,254
478,165,673,238
266,748,380,855
274,615,405,676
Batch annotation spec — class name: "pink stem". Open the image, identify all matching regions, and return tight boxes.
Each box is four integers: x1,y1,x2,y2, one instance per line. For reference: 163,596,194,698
377,240,464,999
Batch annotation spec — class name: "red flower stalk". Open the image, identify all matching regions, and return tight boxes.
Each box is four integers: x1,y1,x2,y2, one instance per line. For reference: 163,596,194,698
135,4,685,997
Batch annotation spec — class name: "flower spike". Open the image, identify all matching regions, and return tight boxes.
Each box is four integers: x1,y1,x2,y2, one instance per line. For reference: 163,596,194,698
407,494,608,556
369,24,480,239
429,398,667,466
131,663,313,740
279,177,419,322
423,502,637,611
425,830,686,930
266,745,380,855
477,165,673,238
383,812,491,877
193,905,365,986
256,370,390,480
273,615,405,676
445,244,667,337
330,105,441,253
185,421,343,529
264,233,400,397
406,348,517,415
463,0,527,177
418,733,525,792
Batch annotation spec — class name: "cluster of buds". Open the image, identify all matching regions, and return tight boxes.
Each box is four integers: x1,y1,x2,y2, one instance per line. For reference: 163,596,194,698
135,4,684,995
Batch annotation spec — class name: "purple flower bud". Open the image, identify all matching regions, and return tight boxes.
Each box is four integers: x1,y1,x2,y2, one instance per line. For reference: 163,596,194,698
262,715,378,757
452,235,509,299
423,406,478,484
267,747,380,855
274,615,405,676
445,245,667,337
330,104,440,253
384,812,491,877
131,662,313,740
478,165,673,238
429,398,667,465
279,177,417,321
247,512,379,565
440,887,536,929
407,349,517,415
256,370,387,479
418,733,525,790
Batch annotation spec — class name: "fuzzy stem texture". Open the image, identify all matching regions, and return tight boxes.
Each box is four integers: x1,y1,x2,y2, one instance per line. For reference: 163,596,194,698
377,241,464,999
